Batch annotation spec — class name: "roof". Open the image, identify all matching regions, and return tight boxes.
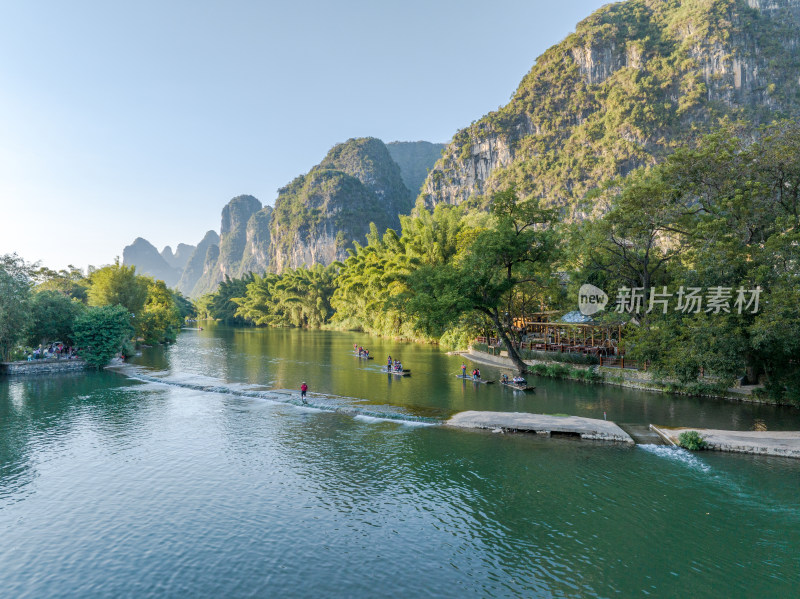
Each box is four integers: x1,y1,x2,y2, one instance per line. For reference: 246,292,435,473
560,310,594,324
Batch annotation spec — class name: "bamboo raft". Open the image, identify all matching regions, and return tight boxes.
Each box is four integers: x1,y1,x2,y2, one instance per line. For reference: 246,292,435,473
382,368,411,376
500,380,535,392
456,374,495,384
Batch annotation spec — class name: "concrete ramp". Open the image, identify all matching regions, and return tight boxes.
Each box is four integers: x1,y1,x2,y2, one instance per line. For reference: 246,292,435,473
651,425,800,458
447,411,634,444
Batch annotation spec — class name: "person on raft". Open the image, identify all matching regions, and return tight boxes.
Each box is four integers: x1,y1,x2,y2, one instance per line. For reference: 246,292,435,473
300,381,308,403
461,363,467,377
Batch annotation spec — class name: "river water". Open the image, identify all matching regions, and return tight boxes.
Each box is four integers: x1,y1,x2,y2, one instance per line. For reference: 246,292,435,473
1,325,799,597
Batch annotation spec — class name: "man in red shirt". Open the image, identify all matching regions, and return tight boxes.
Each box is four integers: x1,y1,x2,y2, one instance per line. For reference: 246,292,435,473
300,382,308,404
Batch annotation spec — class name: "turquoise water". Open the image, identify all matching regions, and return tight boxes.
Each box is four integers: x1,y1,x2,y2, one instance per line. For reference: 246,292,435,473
1,325,799,597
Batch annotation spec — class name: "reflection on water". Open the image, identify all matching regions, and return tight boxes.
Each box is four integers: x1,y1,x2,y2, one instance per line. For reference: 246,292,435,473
145,324,800,431
1,326,799,597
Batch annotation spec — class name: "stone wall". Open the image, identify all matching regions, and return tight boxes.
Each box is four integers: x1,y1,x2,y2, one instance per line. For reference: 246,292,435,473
0,359,89,376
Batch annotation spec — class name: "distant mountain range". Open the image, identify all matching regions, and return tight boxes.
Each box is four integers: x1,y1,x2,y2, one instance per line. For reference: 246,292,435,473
123,140,444,297
124,0,800,296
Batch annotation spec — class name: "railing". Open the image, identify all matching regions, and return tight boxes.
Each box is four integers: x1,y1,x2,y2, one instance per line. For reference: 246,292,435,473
473,338,644,370
598,356,645,370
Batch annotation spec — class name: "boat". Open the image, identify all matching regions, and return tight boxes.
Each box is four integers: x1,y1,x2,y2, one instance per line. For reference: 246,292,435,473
455,374,495,384
351,352,374,359
382,368,411,376
500,380,535,392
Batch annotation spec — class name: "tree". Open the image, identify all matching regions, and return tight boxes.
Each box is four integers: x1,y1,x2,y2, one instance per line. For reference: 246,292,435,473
27,290,84,347
72,305,134,368
582,121,800,398
233,273,280,325
209,274,255,325
171,291,196,320
405,189,558,372
33,265,89,301
137,280,183,344
233,265,340,328
87,261,149,315
0,254,33,361
575,168,687,312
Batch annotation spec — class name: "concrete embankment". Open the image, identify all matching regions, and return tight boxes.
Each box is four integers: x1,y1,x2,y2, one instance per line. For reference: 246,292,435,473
650,425,800,459
1,359,89,376
458,349,774,405
447,411,634,444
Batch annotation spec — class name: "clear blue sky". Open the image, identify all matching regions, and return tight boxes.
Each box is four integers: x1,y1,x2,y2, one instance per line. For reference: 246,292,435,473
0,0,609,271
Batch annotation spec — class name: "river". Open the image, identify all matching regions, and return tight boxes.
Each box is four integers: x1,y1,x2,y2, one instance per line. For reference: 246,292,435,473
1,324,799,597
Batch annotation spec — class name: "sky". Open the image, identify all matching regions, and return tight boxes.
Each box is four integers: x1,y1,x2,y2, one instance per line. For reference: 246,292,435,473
0,0,609,271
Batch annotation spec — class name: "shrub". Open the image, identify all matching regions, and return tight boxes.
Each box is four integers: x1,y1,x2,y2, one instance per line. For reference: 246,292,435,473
678,430,708,451
519,348,599,365
530,363,548,376
545,363,571,378
72,305,134,368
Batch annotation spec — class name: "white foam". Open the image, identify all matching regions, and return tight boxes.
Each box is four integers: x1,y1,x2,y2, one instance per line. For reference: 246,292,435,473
638,444,711,473
354,414,436,427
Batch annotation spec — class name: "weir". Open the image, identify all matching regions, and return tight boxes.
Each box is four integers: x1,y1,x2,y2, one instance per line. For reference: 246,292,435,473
446,411,635,444
108,365,441,426
109,365,638,443
650,425,800,458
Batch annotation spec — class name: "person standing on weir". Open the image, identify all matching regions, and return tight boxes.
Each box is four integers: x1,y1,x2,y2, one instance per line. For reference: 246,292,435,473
300,382,308,404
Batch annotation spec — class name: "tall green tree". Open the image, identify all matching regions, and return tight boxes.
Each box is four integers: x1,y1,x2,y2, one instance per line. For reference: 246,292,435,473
33,265,89,301
0,254,33,360
584,121,800,399
87,261,149,315
405,190,558,372
72,305,134,368
137,280,183,344
209,274,255,325
27,290,84,347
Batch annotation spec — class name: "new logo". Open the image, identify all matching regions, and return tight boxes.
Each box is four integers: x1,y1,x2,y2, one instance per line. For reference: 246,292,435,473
578,284,608,316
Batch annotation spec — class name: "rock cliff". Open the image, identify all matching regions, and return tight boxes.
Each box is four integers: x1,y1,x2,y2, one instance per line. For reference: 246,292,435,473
122,237,181,287
420,0,800,217
269,138,410,273
318,137,413,229
191,195,263,296
176,230,219,296
238,206,273,277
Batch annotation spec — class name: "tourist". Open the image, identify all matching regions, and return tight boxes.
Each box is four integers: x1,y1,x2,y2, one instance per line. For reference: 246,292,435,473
300,381,308,404
461,363,467,377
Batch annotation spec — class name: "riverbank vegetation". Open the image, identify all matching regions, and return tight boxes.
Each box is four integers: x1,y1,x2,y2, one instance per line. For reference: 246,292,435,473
189,120,800,404
0,258,194,366
4,121,799,399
